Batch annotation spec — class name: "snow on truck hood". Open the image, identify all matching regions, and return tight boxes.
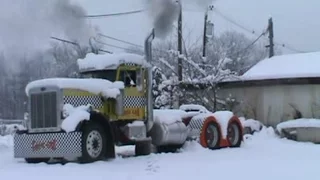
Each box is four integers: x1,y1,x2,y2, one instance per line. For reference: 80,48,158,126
77,52,151,71
25,78,124,98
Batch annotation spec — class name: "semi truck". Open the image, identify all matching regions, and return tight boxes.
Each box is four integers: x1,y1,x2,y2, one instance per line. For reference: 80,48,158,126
13,30,243,163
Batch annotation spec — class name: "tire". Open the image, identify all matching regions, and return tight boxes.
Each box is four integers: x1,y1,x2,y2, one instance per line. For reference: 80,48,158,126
227,121,242,148
202,121,221,150
79,122,107,163
25,158,50,164
135,139,151,156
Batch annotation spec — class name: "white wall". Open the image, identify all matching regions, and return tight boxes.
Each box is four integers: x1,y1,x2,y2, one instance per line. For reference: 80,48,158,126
218,84,320,127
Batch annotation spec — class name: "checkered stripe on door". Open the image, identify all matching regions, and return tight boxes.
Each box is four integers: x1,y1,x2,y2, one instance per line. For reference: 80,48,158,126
63,95,103,108
124,96,146,108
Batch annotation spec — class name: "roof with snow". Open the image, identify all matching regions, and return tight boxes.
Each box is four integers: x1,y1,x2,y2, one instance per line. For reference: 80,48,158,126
241,51,320,81
77,52,151,72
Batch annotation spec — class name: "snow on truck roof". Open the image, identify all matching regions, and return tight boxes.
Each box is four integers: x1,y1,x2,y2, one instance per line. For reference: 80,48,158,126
77,52,150,72
241,51,320,81
25,78,124,98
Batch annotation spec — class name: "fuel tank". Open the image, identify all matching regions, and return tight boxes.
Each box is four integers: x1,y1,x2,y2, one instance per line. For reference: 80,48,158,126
149,119,188,146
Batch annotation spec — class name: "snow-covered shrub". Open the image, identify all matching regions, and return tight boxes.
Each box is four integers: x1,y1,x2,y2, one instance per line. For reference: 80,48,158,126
239,117,264,135
0,124,26,136
152,66,181,109
275,119,320,139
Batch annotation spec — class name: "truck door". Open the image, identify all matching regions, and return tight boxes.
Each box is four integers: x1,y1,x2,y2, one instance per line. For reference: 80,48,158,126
117,67,146,120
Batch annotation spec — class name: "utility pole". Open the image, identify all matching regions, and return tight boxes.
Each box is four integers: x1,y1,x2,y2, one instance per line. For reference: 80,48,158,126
176,1,183,108
177,1,183,82
201,5,214,70
202,10,208,58
202,5,214,59
267,17,274,58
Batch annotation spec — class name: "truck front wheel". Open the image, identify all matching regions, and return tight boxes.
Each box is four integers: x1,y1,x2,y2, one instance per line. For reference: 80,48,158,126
79,122,107,163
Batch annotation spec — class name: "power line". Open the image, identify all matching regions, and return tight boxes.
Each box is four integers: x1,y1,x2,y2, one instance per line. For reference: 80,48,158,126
97,33,171,54
85,7,200,19
213,8,257,35
242,31,267,52
212,7,308,53
274,43,306,53
50,37,78,46
188,7,316,54
98,33,143,48
84,9,145,18
95,40,134,52
50,36,113,54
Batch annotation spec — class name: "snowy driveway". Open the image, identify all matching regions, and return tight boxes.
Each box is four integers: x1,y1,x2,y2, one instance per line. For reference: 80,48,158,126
1,127,319,180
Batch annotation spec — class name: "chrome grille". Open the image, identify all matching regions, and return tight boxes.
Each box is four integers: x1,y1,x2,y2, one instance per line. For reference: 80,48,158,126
30,91,58,129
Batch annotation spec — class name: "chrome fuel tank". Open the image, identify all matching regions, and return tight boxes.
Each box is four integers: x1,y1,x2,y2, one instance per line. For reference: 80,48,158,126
149,120,188,146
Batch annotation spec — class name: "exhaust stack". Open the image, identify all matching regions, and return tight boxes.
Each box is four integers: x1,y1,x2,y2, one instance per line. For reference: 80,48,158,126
144,29,155,132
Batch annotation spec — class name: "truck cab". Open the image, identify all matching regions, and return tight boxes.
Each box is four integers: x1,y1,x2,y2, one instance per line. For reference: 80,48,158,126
79,57,147,121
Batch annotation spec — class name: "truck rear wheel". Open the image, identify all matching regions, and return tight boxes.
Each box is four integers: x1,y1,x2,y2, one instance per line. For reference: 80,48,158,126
79,122,107,163
200,121,221,150
135,138,151,156
227,122,242,148
25,158,50,164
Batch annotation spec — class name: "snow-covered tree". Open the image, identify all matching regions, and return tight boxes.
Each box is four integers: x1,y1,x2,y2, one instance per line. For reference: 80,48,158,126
126,30,272,111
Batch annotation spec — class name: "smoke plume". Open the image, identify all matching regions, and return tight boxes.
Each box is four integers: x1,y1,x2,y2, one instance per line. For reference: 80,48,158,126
146,0,180,38
145,0,215,39
0,0,97,69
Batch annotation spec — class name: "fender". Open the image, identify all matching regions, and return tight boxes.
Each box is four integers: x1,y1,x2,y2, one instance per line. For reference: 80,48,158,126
228,115,243,138
198,115,243,148
199,116,223,148
76,111,116,159
220,115,243,147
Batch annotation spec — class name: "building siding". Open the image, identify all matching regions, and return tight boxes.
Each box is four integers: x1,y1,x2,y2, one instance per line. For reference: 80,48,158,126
217,84,320,127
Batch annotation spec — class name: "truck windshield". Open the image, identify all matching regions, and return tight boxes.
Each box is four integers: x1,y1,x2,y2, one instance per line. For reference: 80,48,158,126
81,70,117,82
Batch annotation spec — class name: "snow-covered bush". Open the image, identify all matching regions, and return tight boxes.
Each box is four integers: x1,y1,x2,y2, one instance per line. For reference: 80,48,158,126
275,119,320,142
0,124,26,136
239,117,264,135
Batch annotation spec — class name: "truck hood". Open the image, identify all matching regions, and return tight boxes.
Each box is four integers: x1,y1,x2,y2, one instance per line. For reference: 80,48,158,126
25,78,124,99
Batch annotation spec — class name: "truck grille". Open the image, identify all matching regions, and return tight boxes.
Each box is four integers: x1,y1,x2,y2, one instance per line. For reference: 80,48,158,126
30,91,58,129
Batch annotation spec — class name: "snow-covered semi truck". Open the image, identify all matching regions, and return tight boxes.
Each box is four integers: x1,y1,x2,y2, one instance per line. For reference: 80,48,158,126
13,30,243,163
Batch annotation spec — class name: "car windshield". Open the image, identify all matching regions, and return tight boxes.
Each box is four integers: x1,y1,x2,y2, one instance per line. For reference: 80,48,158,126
80,70,117,82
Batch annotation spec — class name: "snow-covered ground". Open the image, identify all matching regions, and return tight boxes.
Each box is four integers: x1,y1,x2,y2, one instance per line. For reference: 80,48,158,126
1,127,319,180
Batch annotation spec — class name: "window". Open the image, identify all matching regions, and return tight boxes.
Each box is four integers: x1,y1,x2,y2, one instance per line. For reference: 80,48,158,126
119,70,137,87
80,70,117,82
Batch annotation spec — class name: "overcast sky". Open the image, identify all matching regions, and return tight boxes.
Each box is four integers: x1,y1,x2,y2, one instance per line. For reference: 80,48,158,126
76,0,320,55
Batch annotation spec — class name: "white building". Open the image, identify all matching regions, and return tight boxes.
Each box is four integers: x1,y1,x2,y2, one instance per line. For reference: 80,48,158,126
217,51,320,127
